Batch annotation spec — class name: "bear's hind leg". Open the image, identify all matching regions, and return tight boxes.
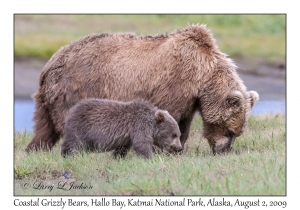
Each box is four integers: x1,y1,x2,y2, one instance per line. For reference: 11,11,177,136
61,134,83,157
25,102,60,152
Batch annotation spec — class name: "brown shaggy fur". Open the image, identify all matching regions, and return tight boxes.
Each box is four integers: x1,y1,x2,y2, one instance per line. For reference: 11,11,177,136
61,98,182,158
26,24,259,154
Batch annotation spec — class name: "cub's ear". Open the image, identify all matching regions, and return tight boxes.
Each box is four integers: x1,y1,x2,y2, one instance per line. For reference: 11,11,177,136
155,110,165,124
249,91,259,108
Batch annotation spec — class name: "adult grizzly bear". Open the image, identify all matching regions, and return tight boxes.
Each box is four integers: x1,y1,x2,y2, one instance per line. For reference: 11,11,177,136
26,24,259,154
61,98,182,158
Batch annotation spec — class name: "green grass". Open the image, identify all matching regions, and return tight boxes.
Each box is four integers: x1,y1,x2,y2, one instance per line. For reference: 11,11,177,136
14,14,285,61
14,114,286,195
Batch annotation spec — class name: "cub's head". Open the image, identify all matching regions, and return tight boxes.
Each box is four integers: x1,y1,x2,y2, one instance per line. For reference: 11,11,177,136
154,110,182,154
201,90,259,155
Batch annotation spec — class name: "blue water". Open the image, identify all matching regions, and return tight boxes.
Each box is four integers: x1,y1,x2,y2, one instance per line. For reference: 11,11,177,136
14,100,35,132
250,100,286,115
14,99,286,132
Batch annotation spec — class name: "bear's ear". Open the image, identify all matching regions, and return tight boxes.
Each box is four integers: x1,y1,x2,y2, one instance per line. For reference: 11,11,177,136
155,110,165,124
224,90,244,119
200,90,244,124
226,90,243,109
249,91,259,108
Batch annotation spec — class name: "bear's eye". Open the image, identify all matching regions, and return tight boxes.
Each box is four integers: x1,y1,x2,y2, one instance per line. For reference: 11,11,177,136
172,134,178,138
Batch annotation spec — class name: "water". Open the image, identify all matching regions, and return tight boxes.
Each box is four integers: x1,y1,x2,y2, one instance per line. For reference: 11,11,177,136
14,99,286,132
250,100,286,115
14,100,35,132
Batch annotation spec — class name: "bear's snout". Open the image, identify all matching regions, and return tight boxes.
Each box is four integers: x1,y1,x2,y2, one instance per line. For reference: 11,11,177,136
176,147,183,152
170,145,183,153
210,140,234,155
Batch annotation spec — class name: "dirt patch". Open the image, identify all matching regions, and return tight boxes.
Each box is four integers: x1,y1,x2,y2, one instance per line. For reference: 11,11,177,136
14,56,286,101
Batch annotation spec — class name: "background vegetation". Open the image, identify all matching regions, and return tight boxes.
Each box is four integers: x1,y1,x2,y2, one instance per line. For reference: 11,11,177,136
14,114,286,195
14,14,285,63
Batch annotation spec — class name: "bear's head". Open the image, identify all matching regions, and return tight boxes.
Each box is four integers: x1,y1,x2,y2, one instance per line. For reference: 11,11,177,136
201,90,259,154
153,109,183,154
172,24,260,154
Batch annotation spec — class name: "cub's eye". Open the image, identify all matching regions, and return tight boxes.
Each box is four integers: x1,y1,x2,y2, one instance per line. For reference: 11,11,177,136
226,130,235,138
172,134,178,138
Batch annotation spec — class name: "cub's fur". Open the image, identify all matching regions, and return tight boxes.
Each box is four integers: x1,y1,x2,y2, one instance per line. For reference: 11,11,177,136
61,99,182,158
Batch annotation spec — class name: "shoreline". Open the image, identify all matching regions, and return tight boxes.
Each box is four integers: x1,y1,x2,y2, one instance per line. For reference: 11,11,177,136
14,56,286,101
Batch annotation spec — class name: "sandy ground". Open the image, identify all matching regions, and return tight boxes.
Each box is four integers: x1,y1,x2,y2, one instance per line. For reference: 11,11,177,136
14,57,286,101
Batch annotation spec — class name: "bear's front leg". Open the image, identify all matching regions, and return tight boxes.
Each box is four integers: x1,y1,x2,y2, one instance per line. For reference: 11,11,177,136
132,144,153,159
132,132,153,159
178,115,194,149
131,135,154,159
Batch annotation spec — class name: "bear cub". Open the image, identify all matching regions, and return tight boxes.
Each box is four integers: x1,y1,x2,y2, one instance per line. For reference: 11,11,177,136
61,98,182,158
